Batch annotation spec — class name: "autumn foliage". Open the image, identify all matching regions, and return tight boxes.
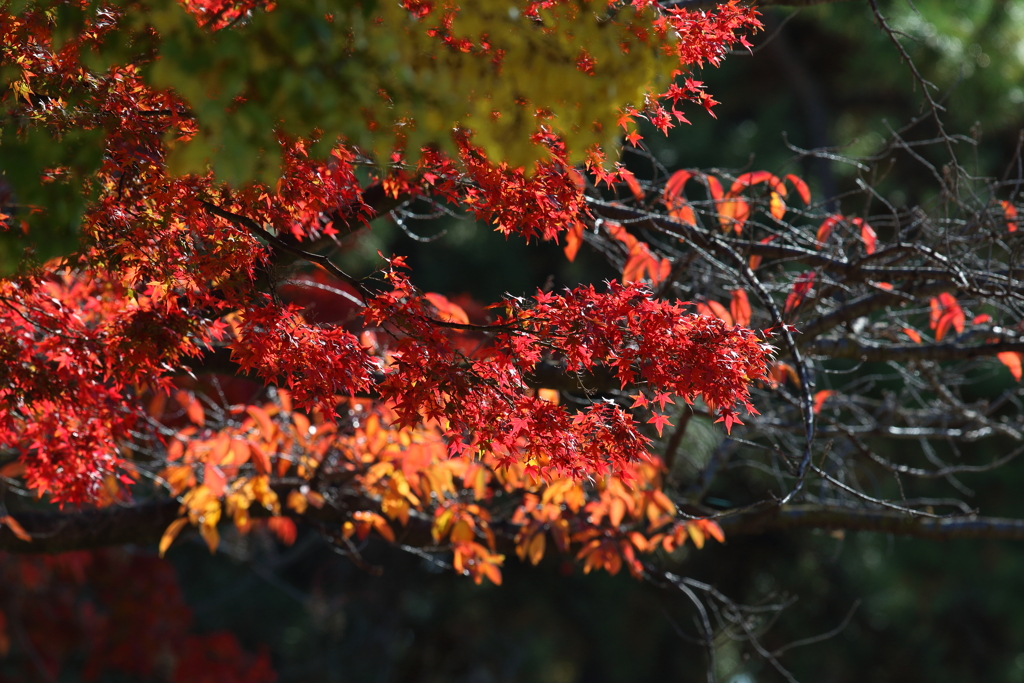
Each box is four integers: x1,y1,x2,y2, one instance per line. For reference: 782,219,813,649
0,0,770,624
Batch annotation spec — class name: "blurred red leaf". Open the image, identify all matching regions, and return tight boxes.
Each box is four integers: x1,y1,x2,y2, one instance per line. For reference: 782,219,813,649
564,220,585,262
784,272,816,314
813,390,834,414
785,174,811,204
730,289,751,327
619,168,644,202
815,215,843,248
854,218,877,255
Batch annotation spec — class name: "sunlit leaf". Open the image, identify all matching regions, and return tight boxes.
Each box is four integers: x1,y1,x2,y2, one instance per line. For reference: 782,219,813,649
999,352,1023,381
158,518,189,558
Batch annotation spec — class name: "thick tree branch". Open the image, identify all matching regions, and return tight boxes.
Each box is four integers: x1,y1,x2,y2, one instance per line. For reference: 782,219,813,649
7,496,1024,554
0,486,435,554
805,337,1024,362
719,504,1024,541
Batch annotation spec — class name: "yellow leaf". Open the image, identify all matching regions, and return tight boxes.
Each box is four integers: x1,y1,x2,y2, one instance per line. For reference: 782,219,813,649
199,521,220,554
372,517,395,543
450,520,475,543
528,532,546,565
287,489,309,515
686,522,705,549
159,518,189,557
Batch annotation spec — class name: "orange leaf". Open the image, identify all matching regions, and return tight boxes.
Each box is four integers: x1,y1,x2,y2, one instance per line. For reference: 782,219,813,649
372,516,395,543
537,388,560,405
785,174,811,204
1,515,31,543
267,516,297,546
935,313,955,343
0,461,25,478
227,439,250,467
903,327,922,343
424,293,470,325
999,352,1023,381
159,518,189,557
657,257,671,285
813,390,834,414
663,170,693,204
528,532,546,565
728,171,779,196
702,300,733,325
854,218,877,255
621,251,648,283
249,442,272,476
929,297,942,329
567,167,586,190
767,361,801,389
784,272,816,314
930,293,964,341
287,489,309,515
940,292,965,333
563,220,584,262
686,522,705,549
704,175,724,201
203,463,226,498
1000,200,1018,232
769,191,786,220
698,519,725,544
972,314,992,325
199,522,220,554
619,168,644,202
669,202,696,226
718,198,750,234
209,432,231,466
815,214,843,248
730,289,751,327
606,221,638,250
246,405,276,439
182,393,205,427
749,235,776,271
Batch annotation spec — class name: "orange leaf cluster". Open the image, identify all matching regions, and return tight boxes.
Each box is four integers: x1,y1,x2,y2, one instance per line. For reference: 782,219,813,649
929,293,965,342
660,170,810,236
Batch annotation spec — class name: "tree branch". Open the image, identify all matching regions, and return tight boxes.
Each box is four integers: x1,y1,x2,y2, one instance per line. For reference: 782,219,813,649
8,495,1024,554
719,504,1024,541
805,337,1024,362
